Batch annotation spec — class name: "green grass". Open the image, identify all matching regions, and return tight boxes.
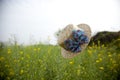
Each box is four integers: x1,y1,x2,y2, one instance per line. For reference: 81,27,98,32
0,44,120,80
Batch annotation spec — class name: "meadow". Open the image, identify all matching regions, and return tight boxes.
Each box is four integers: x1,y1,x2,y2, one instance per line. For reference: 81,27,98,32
0,41,120,80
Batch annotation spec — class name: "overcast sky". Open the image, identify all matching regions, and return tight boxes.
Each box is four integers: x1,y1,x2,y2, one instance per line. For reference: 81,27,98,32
0,0,120,45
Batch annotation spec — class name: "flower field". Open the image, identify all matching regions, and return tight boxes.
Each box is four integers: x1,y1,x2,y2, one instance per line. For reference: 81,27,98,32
0,43,120,80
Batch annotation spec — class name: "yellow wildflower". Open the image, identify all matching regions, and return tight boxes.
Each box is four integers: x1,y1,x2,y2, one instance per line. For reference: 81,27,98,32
38,59,42,63
26,64,29,67
110,63,118,70
20,69,24,75
101,44,105,48
78,65,81,68
88,46,92,49
14,59,17,63
112,60,116,64
7,49,12,54
17,60,20,63
99,58,102,61
21,57,24,60
110,67,113,70
0,57,5,61
69,61,74,65
110,64,118,70
26,54,30,59
108,54,112,57
5,64,9,68
9,69,14,76
96,58,102,63
44,67,46,70
9,71,14,76
20,51,23,55
34,48,37,51
96,60,100,63
110,58,113,61
87,50,92,55
38,48,40,51
97,46,100,49
41,78,44,80
99,67,104,70
8,50,11,54
77,69,80,76
82,67,85,70
6,77,10,80
118,54,120,57
98,54,101,57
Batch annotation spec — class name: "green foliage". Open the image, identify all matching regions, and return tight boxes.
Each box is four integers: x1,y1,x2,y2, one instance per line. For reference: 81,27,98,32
109,39,120,53
89,31,120,46
0,43,120,80
0,42,4,49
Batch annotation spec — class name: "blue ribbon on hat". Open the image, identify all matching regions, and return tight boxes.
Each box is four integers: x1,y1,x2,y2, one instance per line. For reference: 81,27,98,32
64,30,89,53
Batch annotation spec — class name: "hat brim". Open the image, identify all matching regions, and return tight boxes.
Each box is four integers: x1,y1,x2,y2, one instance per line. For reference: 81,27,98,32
61,23,91,58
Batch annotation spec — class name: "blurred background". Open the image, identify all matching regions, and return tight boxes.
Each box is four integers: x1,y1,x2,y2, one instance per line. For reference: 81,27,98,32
0,0,120,45
0,1,120,80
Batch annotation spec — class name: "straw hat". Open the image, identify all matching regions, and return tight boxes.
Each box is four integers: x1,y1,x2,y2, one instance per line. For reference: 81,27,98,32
57,23,91,58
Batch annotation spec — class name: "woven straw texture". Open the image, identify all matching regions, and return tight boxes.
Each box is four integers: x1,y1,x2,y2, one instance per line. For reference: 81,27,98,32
58,24,91,58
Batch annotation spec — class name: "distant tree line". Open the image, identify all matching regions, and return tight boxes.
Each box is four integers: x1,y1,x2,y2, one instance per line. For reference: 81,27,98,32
89,31,120,46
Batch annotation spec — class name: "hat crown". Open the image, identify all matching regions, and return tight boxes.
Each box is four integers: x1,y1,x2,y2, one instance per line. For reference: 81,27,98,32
58,24,83,45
